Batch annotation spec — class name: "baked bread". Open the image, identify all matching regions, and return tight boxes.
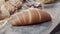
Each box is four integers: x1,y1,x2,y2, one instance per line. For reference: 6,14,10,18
1,2,16,14
0,2,15,20
0,0,23,20
36,0,54,4
10,8,51,26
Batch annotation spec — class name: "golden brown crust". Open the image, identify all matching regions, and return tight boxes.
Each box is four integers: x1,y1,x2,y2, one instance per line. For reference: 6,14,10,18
38,9,51,22
29,9,40,23
22,10,29,24
11,8,51,26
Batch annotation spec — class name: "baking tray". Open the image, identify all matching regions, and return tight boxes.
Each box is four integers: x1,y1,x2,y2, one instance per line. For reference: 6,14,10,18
0,0,60,34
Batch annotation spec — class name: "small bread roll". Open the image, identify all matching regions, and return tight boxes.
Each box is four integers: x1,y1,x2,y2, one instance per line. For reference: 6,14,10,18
10,8,51,26
36,0,54,4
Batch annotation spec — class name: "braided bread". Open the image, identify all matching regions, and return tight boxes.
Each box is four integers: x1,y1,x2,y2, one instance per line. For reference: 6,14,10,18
10,8,51,26
0,0,23,20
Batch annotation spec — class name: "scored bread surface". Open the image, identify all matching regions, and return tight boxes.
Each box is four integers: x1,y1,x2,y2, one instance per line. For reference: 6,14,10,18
10,8,51,26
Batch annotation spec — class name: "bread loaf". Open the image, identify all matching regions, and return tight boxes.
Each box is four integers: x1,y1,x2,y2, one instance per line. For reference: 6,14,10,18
10,8,51,26
1,0,23,14
0,0,23,20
